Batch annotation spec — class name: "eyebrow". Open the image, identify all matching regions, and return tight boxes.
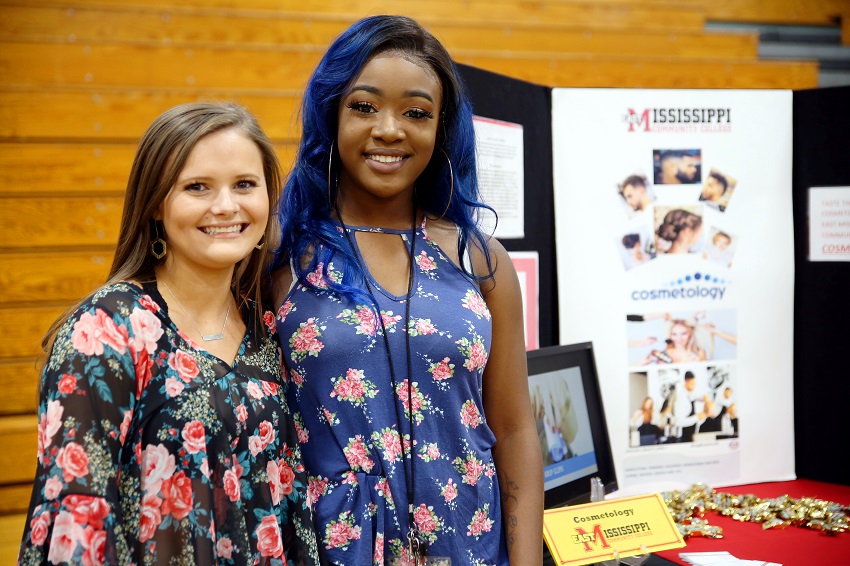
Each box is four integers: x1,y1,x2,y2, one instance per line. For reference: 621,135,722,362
349,84,436,104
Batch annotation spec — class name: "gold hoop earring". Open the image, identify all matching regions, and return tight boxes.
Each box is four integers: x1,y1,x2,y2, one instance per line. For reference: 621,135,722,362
327,140,336,208
437,147,454,220
151,221,167,259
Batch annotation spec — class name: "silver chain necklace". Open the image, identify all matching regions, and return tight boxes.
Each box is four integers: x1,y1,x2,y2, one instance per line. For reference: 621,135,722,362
161,279,232,341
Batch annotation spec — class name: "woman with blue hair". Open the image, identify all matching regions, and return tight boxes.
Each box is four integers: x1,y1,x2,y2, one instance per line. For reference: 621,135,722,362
272,15,542,565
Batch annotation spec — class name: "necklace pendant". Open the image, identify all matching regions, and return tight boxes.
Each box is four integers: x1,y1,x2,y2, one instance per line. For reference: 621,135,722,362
201,333,224,341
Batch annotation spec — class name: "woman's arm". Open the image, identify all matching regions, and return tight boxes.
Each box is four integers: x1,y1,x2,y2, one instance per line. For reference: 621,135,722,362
478,239,544,565
20,288,140,563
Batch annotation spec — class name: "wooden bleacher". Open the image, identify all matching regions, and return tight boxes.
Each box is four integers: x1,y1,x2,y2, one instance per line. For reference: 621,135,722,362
0,0,837,558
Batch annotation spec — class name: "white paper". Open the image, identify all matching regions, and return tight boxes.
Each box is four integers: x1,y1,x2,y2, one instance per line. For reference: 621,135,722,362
473,116,525,239
808,186,850,261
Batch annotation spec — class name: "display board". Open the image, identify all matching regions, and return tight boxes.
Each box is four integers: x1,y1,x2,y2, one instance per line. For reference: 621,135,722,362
552,89,795,491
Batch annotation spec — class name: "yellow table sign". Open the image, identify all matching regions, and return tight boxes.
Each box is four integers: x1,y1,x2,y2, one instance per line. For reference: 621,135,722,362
543,493,685,565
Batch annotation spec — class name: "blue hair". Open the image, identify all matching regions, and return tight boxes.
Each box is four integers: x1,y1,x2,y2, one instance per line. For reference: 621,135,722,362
273,15,495,301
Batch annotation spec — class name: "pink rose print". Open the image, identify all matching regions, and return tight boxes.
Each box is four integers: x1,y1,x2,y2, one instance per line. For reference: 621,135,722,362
95,309,129,355
441,478,458,503
132,345,153,400
397,379,424,413
374,533,385,564
57,373,78,395
453,454,485,486
255,515,284,558
138,493,162,543
29,511,50,546
455,336,489,373
138,294,160,313
278,300,295,322
236,403,248,423
165,377,184,398
81,526,107,566
462,289,491,320
355,307,377,336
466,342,488,372
331,368,379,407
414,319,436,335
37,400,63,464
258,420,275,449
263,310,276,332
413,504,442,543
307,476,329,507
289,368,305,386
119,409,133,445
429,357,454,381
71,311,103,356
223,466,241,502
129,306,164,355
460,400,483,429
216,537,233,559
414,503,437,533
181,420,206,454
295,415,309,444
290,318,325,362
56,442,90,483
261,380,279,397
161,470,193,521
168,350,199,383
64,494,109,529
324,511,362,550
375,477,393,503
141,443,176,494
382,429,402,462
246,380,264,400
416,250,437,271
47,511,83,564
466,504,494,539
44,475,63,500
343,435,375,473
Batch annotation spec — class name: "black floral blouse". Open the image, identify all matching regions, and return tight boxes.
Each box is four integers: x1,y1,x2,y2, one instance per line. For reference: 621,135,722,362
18,282,320,565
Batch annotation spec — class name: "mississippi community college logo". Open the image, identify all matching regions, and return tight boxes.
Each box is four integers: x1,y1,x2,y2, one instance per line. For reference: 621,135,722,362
624,108,732,133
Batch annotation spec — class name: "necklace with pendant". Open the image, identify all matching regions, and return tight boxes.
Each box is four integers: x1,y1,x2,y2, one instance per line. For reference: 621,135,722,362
161,279,232,341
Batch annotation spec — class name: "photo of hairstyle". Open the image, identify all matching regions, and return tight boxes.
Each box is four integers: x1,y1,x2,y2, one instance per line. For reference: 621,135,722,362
653,149,701,185
654,205,704,254
699,167,738,212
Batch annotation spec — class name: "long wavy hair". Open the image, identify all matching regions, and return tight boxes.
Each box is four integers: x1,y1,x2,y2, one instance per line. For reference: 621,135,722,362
42,102,281,353
273,15,494,301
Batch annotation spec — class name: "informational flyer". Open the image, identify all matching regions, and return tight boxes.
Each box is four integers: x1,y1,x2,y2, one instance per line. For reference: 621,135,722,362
473,115,525,239
551,89,795,492
808,186,850,261
509,251,540,351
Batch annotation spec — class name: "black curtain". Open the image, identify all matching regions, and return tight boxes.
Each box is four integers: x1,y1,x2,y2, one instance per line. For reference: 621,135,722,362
792,85,850,485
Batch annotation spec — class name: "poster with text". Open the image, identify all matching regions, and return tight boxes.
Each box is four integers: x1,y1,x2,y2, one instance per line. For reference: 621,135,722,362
552,89,795,494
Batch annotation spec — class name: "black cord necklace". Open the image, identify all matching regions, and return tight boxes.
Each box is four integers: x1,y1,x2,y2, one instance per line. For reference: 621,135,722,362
335,204,425,559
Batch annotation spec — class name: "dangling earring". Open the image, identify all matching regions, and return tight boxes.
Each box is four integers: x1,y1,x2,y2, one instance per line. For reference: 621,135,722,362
327,140,337,209
151,221,167,259
255,240,265,250
436,147,454,220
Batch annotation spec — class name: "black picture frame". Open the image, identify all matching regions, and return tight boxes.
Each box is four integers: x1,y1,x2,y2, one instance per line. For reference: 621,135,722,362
527,342,618,508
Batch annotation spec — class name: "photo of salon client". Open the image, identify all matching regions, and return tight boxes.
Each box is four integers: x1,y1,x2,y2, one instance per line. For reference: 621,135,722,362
653,149,702,185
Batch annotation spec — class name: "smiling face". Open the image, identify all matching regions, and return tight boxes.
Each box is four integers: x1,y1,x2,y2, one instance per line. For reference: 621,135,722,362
156,127,269,274
670,323,692,348
335,54,442,216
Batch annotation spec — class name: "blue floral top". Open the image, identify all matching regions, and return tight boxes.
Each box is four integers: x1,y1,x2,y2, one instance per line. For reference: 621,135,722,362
276,219,508,565
18,282,319,565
